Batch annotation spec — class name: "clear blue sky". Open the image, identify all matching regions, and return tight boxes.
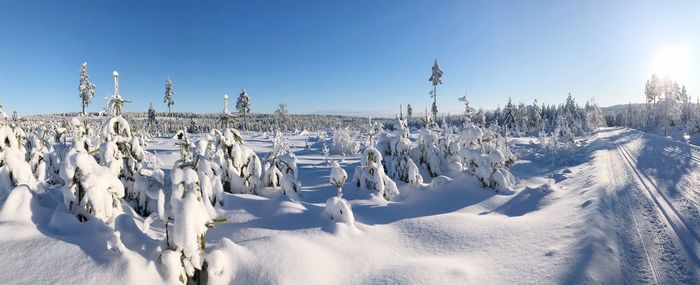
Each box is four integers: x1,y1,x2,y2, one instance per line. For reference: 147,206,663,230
0,0,698,115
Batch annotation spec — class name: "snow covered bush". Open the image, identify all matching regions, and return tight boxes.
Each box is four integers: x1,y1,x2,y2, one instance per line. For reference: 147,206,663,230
352,146,399,200
330,127,359,155
60,143,124,223
261,131,302,198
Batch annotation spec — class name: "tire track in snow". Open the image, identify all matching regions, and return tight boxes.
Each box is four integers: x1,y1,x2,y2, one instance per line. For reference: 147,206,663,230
614,137,700,274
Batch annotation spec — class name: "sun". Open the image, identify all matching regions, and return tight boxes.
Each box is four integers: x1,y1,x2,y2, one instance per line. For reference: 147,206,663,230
649,45,690,81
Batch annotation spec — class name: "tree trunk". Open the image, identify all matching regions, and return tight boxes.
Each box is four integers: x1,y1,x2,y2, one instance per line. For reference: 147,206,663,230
168,107,172,133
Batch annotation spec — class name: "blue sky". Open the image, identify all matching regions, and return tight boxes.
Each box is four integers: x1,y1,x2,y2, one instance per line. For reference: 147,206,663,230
0,0,698,115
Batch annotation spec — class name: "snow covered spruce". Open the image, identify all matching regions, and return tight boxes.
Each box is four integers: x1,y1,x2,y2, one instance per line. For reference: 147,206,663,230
352,146,400,200
60,141,124,223
377,115,423,185
161,166,212,284
260,131,302,199
100,115,164,216
0,125,40,194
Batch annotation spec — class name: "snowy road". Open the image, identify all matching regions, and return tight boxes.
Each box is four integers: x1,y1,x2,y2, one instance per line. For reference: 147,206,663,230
595,128,700,283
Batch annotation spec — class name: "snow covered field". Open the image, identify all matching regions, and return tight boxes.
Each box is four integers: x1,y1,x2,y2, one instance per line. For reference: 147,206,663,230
2,126,699,284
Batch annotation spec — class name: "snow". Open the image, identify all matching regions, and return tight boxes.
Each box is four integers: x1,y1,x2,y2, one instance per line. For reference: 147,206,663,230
1,127,700,284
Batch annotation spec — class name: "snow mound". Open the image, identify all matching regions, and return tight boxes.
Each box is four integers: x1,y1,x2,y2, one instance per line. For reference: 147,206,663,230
324,196,354,225
206,238,253,285
493,183,554,217
0,186,34,224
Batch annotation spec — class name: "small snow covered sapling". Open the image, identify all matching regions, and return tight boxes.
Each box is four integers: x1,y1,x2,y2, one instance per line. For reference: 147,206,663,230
352,147,399,200
262,131,302,198
26,128,49,184
439,126,463,174
329,161,347,197
193,137,225,206
0,125,39,193
321,143,330,165
383,115,423,185
60,143,124,223
100,115,164,216
474,131,517,192
161,166,212,284
415,128,442,177
210,128,262,195
325,161,354,224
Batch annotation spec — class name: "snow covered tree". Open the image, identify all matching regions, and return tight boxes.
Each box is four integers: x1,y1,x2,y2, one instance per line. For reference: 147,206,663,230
218,94,235,129
362,121,383,148
528,99,543,132
99,116,163,216
164,78,175,132
381,115,423,185
352,146,399,200
458,94,475,123
658,85,681,136
60,143,124,223
261,131,301,198
428,59,444,120
236,89,250,131
583,98,604,131
474,108,486,127
0,104,7,124
502,97,516,134
275,103,289,130
330,127,359,155
105,71,131,116
25,128,49,184
208,128,262,196
146,103,158,134
0,125,38,194
161,166,212,284
78,62,96,116
413,128,442,177
147,102,157,132
406,104,413,123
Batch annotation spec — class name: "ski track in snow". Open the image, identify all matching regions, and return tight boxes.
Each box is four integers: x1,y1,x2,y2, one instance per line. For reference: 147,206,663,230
602,128,699,283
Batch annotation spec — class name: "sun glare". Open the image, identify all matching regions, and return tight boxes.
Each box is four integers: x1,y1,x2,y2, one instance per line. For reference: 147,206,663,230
649,45,690,81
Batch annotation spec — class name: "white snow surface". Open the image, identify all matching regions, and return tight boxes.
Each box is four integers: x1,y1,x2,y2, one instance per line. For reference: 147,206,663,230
1,128,699,284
